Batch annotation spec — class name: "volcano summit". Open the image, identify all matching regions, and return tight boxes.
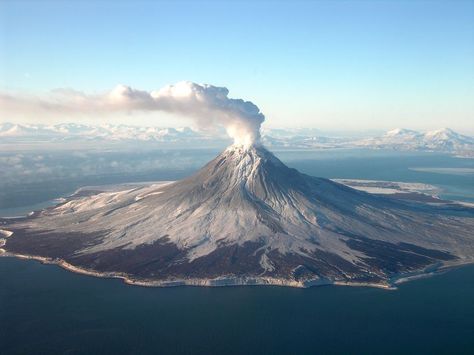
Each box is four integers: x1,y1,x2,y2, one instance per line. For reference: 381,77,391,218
1,143,474,288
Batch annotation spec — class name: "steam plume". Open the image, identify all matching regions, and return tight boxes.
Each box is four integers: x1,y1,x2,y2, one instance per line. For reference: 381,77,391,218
0,82,265,146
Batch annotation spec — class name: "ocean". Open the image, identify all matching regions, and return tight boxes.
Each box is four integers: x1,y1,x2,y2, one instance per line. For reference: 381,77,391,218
1,148,473,354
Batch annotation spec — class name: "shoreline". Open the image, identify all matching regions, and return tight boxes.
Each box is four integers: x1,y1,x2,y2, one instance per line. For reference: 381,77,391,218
2,249,472,290
0,251,390,289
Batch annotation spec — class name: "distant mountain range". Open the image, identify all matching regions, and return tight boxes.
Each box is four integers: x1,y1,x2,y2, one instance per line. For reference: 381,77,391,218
262,127,474,157
352,128,474,156
0,122,213,143
1,123,473,157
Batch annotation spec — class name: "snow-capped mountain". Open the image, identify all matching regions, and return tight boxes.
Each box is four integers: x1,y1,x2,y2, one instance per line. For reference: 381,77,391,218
354,128,474,156
0,123,66,137
422,128,474,151
3,144,474,287
261,127,474,156
383,128,422,141
1,123,473,156
261,133,343,149
0,122,214,142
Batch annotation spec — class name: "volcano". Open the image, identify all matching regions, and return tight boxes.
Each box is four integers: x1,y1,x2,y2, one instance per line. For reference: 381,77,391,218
2,144,474,287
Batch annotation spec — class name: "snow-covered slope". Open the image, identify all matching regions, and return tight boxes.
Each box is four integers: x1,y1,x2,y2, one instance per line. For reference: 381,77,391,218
354,128,474,156
1,123,473,156
422,128,474,151
262,127,474,156
0,123,65,137
0,122,212,142
3,144,474,287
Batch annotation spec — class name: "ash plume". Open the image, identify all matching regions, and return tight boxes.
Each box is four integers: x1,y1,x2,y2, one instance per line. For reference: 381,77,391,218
0,82,265,146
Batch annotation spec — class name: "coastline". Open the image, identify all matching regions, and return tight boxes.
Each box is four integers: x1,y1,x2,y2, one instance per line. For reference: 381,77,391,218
0,227,391,290
2,249,472,290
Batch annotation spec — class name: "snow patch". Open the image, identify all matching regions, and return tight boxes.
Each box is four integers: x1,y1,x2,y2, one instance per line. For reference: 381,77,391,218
259,252,275,272
0,229,13,238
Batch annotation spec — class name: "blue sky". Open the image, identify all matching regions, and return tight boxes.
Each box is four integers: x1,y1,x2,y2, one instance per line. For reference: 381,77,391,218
1,0,473,133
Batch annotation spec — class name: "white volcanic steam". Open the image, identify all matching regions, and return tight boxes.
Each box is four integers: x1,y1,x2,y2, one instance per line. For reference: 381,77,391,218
0,82,265,146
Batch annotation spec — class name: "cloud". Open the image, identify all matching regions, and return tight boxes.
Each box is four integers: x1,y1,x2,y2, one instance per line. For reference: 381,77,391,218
0,81,265,146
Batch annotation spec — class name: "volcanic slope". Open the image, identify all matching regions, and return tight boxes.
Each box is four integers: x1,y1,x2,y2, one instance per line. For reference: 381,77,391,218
3,144,474,287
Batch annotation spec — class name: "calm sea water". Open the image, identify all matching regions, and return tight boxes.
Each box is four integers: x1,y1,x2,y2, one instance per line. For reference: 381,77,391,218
1,258,474,354
1,149,473,354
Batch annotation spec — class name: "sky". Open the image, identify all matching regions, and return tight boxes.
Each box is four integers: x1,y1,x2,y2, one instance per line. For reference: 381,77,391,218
1,0,473,133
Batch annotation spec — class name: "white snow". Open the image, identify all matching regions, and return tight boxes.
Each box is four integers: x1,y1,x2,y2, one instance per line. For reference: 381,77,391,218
0,229,13,238
333,179,441,195
1,123,473,157
259,253,276,272
8,145,474,270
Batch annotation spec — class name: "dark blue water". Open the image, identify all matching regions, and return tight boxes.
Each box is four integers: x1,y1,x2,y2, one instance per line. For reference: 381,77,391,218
1,149,473,354
277,149,474,202
1,257,474,354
